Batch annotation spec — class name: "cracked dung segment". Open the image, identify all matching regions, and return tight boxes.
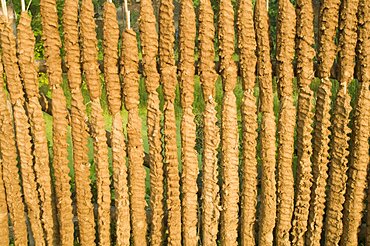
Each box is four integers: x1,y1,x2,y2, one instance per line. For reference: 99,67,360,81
219,0,239,244
0,17,46,245
103,2,131,245
63,0,96,243
254,1,277,245
199,0,220,244
139,0,165,243
179,0,198,244
307,0,341,245
275,0,296,245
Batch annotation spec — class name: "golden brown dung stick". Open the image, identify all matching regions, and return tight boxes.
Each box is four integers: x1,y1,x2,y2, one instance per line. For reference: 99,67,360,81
291,0,315,244
306,0,341,245
199,0,220,244
158,0,182,243
179,0,198,244
254,0,277,245
80,0,111,244
63,0,96,244
341,0,370,245
324,0,359,245
0,17,46,245
0,158,9,245
103,2,130,245
0,54,11,246
0,51,27,246
218,0,239,244
139,0,164,243
238,0,258,244
19,10,70,245
121,28,147,245
39,0,75,242
275,0,296,245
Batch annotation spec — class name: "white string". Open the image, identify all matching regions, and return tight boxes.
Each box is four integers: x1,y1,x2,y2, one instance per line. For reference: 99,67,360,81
123,0,130,29
21,0,26,12
26,0,32,11
1,0,7,18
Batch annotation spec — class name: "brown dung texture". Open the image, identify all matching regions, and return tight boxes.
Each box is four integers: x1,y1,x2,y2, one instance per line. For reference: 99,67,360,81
275,0,296,245
0,18,46,245
139,0,164,243
0,160,9,245
80,0,101,100
179,0,198,244
80,0,111,244
219,0,239,245
103,2,122,115
17,13,39,98
63,0,96,244
111,113,130,246
103,3,131,245
122,29,147,245
159,0,182,243
19,11,69,245
341,0,370,245
324,0,359,245
201,97,220,245
198,0,220,244
103,3,130,245
238,0,258,244
0,56,27,245
254,1,277,245
199,0,218,99
40,0,76,242
291,0,315,244
307,0,340,245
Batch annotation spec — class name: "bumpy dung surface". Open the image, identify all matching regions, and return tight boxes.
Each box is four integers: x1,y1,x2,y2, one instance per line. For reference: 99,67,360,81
17,13,39,97
324,0,359,245
71,97,97,246
103,2,121,115
139,0,164,243
20,11,68,245
40,0,63,87
139,0,160,93
103,3,131,245
70,94,96,245
0,156,9,245
275,1,296,245
199,0,218,98
80,0,111,244
122,29,148,245
219,0,239,245
51,86,75,246
0,37,28,246
111,113,130,246
254,1,277,245
90,100,111,246
342,1,370,245
179,0,198,244
291,0,315,245
199,1,220,244
307,1,341,245
40,0,75,242
80,0,102,100
0,19,46,245
63,0,96,244
63,0,83,90
159,0,182,244
201,97,220,245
